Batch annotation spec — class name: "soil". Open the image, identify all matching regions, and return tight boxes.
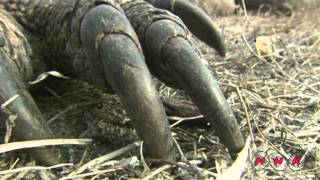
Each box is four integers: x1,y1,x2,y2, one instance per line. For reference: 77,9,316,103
0,6,319,180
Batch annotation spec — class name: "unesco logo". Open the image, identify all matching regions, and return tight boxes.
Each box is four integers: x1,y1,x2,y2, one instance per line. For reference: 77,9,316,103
252,150,304,171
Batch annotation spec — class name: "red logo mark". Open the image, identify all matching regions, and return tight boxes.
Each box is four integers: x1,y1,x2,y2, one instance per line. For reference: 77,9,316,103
289,155,304,171
273,156,284,167
253,149,305,171
255,156,266,166
291,156,302,167
252,152,269,171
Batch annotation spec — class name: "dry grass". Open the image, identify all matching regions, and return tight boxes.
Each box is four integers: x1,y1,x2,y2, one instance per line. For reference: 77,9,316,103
0,8,319,180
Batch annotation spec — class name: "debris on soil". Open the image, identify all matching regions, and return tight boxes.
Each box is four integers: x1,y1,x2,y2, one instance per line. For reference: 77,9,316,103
0,7,319,180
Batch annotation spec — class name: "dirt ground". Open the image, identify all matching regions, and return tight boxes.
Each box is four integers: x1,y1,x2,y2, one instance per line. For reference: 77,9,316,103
0,6,319,180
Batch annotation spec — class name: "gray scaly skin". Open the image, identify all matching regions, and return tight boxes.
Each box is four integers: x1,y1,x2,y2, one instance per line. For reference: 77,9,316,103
0,8,63,165
0,0,244,165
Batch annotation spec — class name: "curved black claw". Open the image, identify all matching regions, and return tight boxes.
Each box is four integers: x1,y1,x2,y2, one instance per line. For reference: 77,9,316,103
122,2,244,154
145,0,226,56
0,10,64,165
79,3,175,161
0,49,63,165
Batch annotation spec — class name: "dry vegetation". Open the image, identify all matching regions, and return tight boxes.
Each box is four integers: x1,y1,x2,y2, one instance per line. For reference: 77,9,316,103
0,5,319,180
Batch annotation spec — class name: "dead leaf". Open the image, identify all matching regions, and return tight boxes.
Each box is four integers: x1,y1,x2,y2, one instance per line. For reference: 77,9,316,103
217,137,251,180
256,36,276,56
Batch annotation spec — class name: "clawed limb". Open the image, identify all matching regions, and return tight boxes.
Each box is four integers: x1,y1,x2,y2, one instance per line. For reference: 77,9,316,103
0,0,244,165
0,9,63,165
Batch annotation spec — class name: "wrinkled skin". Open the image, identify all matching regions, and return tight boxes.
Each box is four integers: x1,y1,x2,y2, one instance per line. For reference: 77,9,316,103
0,0,245,165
